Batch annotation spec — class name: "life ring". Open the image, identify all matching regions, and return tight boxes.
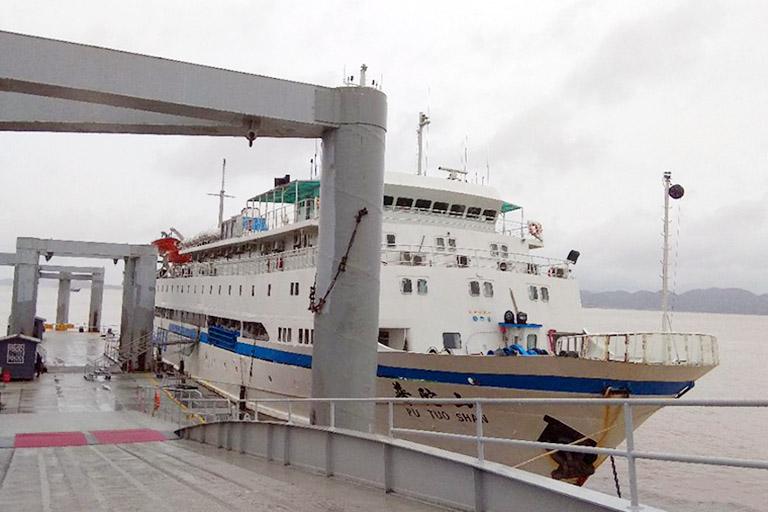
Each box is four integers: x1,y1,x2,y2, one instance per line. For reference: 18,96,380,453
528,221,543,239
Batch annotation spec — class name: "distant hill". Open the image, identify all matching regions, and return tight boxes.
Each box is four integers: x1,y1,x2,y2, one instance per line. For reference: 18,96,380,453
581,288,768,315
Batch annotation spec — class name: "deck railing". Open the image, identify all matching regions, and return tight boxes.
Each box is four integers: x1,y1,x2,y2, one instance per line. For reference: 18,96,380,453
555,332,719,367
164,244,571,280
381,243,569,277
141,393,768,511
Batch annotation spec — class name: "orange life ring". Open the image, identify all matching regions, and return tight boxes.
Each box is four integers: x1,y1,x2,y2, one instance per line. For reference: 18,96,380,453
528,221,543,238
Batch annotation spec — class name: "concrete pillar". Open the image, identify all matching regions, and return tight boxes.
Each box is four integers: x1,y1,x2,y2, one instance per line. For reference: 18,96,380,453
56,271,72,326
311,86,387,432
10,248,39,336
119,256,156,371
88,269,104,332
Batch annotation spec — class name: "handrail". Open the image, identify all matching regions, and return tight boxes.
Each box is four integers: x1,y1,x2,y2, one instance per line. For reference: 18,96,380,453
555,332,719,366
157,395,766,510
160,242,572,280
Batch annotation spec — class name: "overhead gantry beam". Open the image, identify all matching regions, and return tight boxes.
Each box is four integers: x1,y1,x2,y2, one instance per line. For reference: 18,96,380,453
0,31,387,432
0,30,339,138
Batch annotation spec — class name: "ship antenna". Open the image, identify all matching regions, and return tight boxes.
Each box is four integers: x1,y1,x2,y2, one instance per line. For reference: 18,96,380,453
417,112,431,175
208,158,235,228
661,171,684,332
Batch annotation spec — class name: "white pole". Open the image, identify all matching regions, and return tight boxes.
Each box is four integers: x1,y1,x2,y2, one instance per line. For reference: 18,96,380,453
661,171,672,332
417,112,430,176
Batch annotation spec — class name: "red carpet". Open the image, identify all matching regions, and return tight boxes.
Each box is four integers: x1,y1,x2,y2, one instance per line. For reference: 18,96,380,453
13,429,169,448
91,428,167,444
14,431,88,448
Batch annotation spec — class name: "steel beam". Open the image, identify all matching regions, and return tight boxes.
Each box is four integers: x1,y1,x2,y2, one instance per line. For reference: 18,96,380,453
39,272,95,280
40,265,102,274
0,30,338,138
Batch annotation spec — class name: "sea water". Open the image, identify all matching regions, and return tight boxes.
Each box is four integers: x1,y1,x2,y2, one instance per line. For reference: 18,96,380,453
582,308,768,512
1,285,766,510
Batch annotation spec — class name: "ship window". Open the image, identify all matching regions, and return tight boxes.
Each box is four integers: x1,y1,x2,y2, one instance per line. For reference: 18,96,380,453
432,202,448,213
527,334,537,350
287,328,292,343
290,283,294,295
449,204,466,217
295,282,300,296
268,284,271,296
469,281,480,296
383,195,394,207
278,327,283,342
541,287,550,302
490,243,498,256
239,285,242,296
466,206,481,219
243,321,269,341
483,281,494,297
447,238,457,250
414,199,431,210
180,286,183,294
482,209,497,221
443,332,462,350
401,278,413,294
251,285,255,297
500,245,508,258
228,285,232,295
218,285,222,295
417,278,428,295
210,285,213,294
299,329,304,344
386,234,396,247
395,197,413,209
528,285,539,301
187,285,190,293
311,329,314,344
435,237,445,250
194,285,197,294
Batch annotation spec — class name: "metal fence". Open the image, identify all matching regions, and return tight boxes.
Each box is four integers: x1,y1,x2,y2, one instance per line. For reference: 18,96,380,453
175,396,767,510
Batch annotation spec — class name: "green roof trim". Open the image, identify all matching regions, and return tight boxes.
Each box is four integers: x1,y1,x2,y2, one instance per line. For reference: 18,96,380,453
501,202,522,213
248,180,321,204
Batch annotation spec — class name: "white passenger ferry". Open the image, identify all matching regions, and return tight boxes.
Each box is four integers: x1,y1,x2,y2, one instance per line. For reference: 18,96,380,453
153,164,718,484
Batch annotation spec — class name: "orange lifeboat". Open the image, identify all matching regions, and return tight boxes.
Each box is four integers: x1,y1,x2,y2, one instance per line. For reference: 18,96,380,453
152,237,191,264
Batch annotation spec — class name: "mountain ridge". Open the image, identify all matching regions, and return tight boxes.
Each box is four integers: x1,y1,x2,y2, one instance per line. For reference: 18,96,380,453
581,287,768,315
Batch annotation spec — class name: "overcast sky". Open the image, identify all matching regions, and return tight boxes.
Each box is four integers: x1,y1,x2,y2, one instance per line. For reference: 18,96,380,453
1,0,766,294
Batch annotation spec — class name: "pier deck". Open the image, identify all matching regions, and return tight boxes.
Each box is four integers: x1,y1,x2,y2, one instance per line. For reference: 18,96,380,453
0,332,446,512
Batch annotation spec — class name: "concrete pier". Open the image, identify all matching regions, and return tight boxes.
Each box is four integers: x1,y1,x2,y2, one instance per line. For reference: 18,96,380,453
88,269,104,332
55,271,71,326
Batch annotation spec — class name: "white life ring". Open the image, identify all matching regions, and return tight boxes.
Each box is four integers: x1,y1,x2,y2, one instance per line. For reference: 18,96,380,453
528,221,543,239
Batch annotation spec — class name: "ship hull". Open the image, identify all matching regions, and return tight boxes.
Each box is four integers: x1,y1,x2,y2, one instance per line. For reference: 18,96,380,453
156,321,713,483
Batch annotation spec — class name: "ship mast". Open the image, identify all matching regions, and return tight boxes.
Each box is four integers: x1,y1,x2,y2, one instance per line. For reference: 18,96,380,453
208,158,235,228
661,171,684,332
416,112,430,175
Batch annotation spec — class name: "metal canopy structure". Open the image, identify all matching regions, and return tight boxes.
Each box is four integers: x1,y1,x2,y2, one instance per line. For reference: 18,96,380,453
0,30,387,432
7,238,156,367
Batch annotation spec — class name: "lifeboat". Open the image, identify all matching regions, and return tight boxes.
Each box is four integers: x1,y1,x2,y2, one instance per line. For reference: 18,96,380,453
152,237,191,264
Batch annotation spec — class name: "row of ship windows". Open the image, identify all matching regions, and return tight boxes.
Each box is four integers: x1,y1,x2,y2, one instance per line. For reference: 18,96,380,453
159,282,300,298
398,280,550,302
277,327,314,344
383,195,498,221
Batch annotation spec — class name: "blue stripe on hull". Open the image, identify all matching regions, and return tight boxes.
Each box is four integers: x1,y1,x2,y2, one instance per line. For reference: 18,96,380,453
191,328,693,396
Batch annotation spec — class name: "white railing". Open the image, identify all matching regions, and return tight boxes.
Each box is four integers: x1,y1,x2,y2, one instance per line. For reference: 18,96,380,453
381,243,570,277
163,243,571,280
555,332,719,367
163,395,768,511
169,246,318,278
